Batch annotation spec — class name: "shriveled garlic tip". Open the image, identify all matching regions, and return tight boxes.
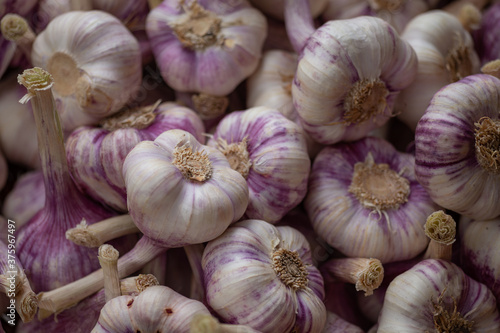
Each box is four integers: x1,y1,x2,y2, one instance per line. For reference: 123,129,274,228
100,100,160,131
98,244,119,262
424,211,456,246
20,291,38,323
1,13,29,41
446,33,475,83
191,93,228,119
171,0,222,50
135,273,159,293
66,219,101,248
475,117,500,174
343,79,389,125
481,60,500,79
272,248,309,291
172,142,213,182
216,137,252,179
432,289,474,332
457,3,482,31
17,67,53,102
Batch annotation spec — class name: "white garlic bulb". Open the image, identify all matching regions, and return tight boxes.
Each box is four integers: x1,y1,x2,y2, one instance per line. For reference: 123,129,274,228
31,10,142,133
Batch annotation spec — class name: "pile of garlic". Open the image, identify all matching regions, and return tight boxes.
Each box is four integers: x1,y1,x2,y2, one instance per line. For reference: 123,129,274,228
0,0,500,332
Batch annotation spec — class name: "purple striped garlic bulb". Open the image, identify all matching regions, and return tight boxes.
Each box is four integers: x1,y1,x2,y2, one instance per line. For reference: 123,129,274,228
66,102,205,212
146,0,267,99
415,74,500,220
377,259,500,332
31,10,142,133
202,219,327,333
207,106,310,223
305,136,440,263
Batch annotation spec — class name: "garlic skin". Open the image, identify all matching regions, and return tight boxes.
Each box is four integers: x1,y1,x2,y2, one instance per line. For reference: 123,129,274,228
123,129,249,248
377,259,500,332
473,2,500,64
207,106,310,223
415,74,500,220
395,10,480,131
203,219,326,333
92,285,211,333
460,218,500,308
306,136,440,263
31,10,142,133
66,102,205,212
250,0,328,21
146,0,267,97
34,0,93,31
292,16,418,145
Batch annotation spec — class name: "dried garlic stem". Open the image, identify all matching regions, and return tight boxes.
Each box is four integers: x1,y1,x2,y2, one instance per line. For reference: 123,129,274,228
481,60,500,79
0,14,35,61
184,244,205,301
37,236,165,319
457,3,482,31
0,268,38,322
66,215,139,248
190,314,260,333
98,245,120,302
191,93,229,119
321,257,384,296
422,211,456,261
139,253,167,286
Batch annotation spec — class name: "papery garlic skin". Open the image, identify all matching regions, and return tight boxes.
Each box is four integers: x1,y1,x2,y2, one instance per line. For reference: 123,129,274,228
292,16,418,145
146,0,267,97
415,74,500,220
123,129,249,248
378,259,500,332
31,10,142,133
395,10,480,131
207,106,310,223
306,136,439,263
203,220,326,333
66,102,205,212
92,285,211,333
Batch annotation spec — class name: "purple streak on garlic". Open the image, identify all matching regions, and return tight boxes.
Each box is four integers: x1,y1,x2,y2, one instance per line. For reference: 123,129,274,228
203,219,326,333
2,171,44,227
377,259,500,331
473,3,500,65
31,10,142,134
415,74,500,220
306,136,440,263
460,218,500,308
285,10,418,145
124,129,249,247
395,10,480,132
92,285,211,332
66,101,205,212
146,0,267,97
207,106,310,223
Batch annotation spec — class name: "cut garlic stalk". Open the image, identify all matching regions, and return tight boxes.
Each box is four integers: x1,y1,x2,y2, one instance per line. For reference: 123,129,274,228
0,13,35,60
422,210,456,261
98,245,120,302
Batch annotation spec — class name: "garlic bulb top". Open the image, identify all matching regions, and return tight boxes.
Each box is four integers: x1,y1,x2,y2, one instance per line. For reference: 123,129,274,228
377,259,500,332
306,136,440,263
146,0,267,97
415,74,500,220
123,129,249,248
92,285,211,333
207,106,310,223
31,10,142,133
66,102,205,212
291,15,418,145
202,219,327,333
395,10,480,131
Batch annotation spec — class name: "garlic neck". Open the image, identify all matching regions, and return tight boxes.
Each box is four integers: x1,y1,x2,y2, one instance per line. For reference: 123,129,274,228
343,78,389,125
474,117,500,174
172,142,213,182
216,137,252,179
432,291,473,333
171,0,222,50
446,36,474,83
348,152,410,212
100,101,159,131
272,248,308,291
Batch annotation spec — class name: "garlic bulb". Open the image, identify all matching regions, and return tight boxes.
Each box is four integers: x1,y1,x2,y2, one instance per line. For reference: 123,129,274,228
146,0,267,97
207,106,310,223
92,285,211,332
31,10,142,133
460,218,500,308
203,219,327,333
66,101,205,212
285,10,418,145
395,10,480,131
377,259,500,331
306,136,440,263
415,74,500,220
250,0,328,21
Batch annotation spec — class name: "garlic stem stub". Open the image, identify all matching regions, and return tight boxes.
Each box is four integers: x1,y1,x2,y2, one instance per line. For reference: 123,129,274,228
0,13,35,61
306,136,440,263
31,10,142,133
415,73,500,220
98,244,121,302
202,220,327,333
422,210,456,261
